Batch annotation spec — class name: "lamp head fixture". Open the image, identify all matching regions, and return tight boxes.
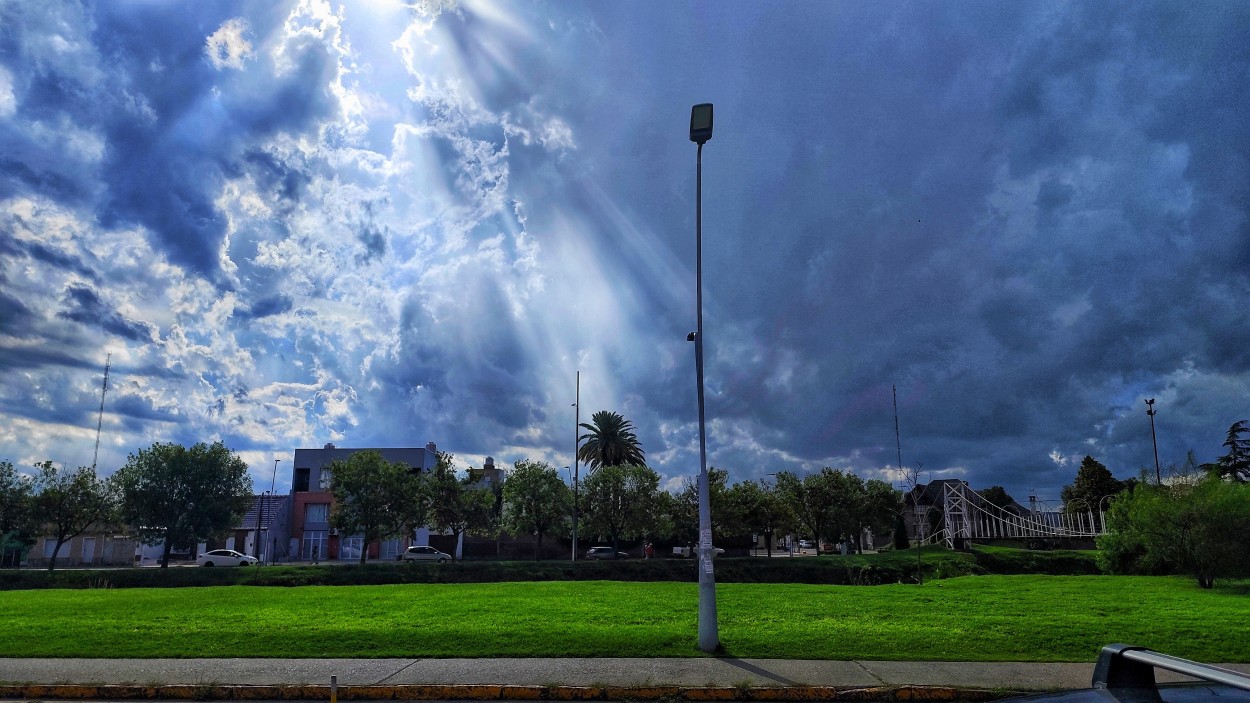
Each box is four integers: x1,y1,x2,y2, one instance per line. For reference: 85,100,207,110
689,103,713,144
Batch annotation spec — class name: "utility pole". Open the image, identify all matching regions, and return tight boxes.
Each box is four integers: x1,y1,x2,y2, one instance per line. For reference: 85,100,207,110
92,353,111,470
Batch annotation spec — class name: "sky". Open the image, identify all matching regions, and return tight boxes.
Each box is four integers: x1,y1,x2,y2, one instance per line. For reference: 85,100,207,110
1,0,1248,505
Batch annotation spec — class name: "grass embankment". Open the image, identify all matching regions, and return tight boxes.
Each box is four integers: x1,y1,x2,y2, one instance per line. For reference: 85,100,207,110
0,546,1102,590
1,575,1246,661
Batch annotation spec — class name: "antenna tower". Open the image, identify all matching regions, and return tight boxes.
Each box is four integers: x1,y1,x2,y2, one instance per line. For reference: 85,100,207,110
92,353,111,470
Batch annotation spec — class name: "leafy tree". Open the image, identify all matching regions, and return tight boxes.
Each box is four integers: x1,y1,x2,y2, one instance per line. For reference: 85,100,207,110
326,450,412,564
429,452,497,560
858,479,904,549
977,486,1017,510
501,460,571,560
114,442,253,568
1098,473,1250,588
1060,456,1125,521
731,479,792,556
1204,420,1250,483
0,461,38,567
577,411,646,473
393,462,433,549
580,463,659,556
32,462,115,572
674,467,739,543
775,469,840,554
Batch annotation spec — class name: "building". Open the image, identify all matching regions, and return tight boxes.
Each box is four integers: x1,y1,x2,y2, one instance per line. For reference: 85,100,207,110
25,528,138,568
206,494,291,563
289,442,439,561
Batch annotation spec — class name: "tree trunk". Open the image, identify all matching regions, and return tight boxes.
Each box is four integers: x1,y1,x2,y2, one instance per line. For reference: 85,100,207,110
535,531,543,561
611,532,619,558
765,532,773,557
161,539,173,569
47,531,67,572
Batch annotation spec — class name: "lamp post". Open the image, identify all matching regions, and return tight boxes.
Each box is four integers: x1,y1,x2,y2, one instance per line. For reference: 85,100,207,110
1145,399,1161,485
689,102,718,653
572,371,580,562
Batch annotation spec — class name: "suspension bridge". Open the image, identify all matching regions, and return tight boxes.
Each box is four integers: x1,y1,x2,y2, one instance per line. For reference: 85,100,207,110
916,482,1108,549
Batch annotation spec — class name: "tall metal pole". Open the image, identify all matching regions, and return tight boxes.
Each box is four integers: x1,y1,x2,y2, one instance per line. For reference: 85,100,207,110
572,371,580,561
1145,399,1161,485
92,353,111,470
694,140,718,653
267,459,281,565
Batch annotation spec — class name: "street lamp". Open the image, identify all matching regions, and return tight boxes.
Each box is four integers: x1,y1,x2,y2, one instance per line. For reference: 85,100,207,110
689,102,718,653
1145,399,1161,485
266,458,282,565
572,371,580,562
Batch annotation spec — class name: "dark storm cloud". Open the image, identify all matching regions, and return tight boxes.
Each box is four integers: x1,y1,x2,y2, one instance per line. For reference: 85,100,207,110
57,283,156,342
576,2,1250,496
109,393,181,423
242,293,294,320
0,291,36,336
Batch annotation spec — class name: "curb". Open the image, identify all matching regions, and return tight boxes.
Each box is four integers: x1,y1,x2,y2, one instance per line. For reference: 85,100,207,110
0,684,1027,701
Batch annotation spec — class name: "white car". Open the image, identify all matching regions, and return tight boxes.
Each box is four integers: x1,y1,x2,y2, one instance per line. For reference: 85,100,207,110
196,549,258,567
398,545,451,563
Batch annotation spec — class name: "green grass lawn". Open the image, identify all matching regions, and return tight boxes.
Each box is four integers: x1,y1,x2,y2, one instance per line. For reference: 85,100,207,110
2,575,1246,661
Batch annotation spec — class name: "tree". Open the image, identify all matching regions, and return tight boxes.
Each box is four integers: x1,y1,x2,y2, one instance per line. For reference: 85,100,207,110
501,460,571,560
858,479,904,549
32,462,115,572
1205,420,1250,483
114,442,253,568
580,463,659,556
731,479,792,556
1060,456,1125,521
0,461,38,567
1098,473,1250,588
775,469,839,554
577,411,646,473
326,450,411,564
674,467,739,543
393,463,433,549
977,486,1017,511
429,452,496,560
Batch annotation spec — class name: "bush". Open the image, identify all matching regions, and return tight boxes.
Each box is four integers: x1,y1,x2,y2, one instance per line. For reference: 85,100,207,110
0,544,1105,591
1098,475,1250,588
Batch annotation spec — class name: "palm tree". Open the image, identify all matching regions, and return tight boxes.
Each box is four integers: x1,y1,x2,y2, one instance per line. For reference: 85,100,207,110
577,410,646,473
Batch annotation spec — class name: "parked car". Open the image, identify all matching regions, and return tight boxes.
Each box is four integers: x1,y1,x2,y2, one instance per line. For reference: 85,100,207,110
585,546,630,559
398,545,451,563
799,539,814,549
672,546,725,558
196,549,258,567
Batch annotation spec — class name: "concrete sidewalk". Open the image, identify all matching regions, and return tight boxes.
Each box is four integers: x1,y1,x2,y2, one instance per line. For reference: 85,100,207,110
3,658,1248,701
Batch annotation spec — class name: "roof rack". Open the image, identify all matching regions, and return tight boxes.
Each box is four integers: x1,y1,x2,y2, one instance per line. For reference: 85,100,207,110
1094,644,1250,693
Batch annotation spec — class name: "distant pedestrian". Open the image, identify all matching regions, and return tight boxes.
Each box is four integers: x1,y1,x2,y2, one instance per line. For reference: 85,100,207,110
312,546,319,565
645,542,654,559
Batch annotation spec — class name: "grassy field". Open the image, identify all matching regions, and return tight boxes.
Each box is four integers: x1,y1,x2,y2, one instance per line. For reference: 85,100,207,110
1,575,1246,662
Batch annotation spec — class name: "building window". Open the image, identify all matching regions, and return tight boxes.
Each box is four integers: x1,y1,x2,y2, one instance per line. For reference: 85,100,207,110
339,536,363,561
302,531,327,560
304,503,328,524
294,468,310,492
43,539,69,559
318,469,333,490
380,538,401,560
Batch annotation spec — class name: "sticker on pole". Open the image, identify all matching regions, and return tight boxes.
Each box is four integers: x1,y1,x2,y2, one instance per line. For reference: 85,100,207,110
700,554,713,574
700,528,712,546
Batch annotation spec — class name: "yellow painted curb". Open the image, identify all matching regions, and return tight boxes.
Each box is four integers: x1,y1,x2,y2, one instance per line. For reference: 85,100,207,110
0,683,1022,701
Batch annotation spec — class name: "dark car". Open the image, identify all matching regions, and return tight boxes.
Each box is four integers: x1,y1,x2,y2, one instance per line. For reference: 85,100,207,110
1009,645,1250,703
584,546,629,559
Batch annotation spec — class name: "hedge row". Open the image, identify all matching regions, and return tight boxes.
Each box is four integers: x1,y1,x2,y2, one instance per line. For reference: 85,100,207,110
0,545,1102,590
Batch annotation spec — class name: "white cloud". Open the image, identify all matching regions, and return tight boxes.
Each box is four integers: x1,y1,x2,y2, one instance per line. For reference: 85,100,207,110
205,18,255,70
0,65,15,117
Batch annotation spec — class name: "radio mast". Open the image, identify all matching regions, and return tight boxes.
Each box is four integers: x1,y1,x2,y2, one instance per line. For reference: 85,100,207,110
92,353,111,471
